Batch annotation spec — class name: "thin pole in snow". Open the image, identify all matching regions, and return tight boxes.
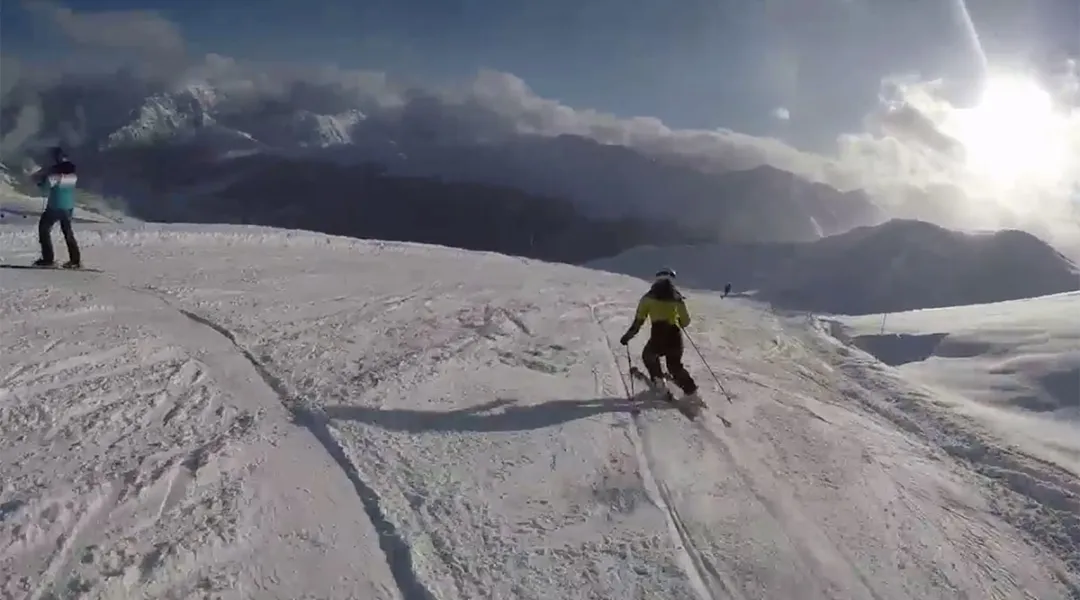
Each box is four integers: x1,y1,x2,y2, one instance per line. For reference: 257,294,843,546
683,330,733,403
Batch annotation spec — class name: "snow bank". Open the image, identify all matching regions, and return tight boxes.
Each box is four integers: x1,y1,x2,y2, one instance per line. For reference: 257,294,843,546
826,292,1080,479
1,223,1077,599
832,291,1079,415
588,218,1078,314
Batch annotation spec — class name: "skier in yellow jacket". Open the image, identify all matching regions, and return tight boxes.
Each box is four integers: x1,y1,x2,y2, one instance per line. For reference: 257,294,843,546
619,268,699,401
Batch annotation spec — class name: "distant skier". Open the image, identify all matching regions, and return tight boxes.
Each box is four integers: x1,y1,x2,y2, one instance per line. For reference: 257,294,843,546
723,282,731,298
32,146,81,269
619,267,699,402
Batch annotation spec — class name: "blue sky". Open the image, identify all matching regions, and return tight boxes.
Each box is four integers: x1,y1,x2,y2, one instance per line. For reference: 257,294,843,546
2,0,1075,151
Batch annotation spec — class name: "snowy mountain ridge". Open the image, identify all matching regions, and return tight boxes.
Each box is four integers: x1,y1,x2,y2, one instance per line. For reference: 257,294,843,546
10,71,1080,267
101,84,365,151
0,221,1077,599
1,74,889,245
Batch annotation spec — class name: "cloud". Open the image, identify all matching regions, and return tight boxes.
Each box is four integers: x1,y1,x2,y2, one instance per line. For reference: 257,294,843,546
833,72,1080,254
0,55,21,99
435,70,832,178
0,2,920,190
4,2,1079,256
1057,58,1079,108
0,102,43,160
772,107,791,121
868,77,965,161
143,57,828,178
22,0,185,54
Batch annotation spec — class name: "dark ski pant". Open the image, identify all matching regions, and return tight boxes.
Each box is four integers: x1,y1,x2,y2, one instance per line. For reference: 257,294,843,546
642,326,697,395
39,208,80,265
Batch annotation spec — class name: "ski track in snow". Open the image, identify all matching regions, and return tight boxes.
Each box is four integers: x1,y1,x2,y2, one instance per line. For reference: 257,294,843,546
0,224,1077,599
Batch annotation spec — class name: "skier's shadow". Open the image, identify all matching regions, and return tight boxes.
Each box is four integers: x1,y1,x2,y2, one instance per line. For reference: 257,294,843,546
322,395,674,434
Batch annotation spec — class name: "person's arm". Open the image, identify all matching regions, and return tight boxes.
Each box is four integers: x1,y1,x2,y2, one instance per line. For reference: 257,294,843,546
620,296,650,344
676,299,690,328
33,166,49,189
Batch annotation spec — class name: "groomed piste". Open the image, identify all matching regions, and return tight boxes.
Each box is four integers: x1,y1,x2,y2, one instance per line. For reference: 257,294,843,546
1,224,1077,599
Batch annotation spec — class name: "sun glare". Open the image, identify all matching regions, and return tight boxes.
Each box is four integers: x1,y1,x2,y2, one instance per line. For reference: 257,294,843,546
949,75,1070,188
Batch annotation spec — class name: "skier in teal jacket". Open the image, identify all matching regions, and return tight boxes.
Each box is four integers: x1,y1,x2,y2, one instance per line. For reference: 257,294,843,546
33,146,82,268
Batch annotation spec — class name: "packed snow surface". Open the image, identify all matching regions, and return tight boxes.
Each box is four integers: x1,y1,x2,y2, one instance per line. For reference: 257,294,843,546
1,223,1077,599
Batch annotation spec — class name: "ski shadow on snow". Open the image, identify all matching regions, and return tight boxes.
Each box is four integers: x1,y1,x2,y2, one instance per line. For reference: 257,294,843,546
322,396,675,433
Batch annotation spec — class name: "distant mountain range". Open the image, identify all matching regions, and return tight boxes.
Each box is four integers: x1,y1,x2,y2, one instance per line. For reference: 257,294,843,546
1,75,891,263
588,218,1080,314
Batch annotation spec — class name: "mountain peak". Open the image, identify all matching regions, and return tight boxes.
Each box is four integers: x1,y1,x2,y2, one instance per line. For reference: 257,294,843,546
104,90,221,148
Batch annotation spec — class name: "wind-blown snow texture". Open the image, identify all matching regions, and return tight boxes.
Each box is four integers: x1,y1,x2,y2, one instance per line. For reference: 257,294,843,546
1,224,1077,599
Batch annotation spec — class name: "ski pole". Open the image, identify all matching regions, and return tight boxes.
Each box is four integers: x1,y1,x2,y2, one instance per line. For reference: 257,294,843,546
683,330,732,402
625,346,635,396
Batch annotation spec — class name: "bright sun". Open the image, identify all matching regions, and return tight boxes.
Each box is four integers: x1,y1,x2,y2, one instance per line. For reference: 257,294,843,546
948,75,1070,187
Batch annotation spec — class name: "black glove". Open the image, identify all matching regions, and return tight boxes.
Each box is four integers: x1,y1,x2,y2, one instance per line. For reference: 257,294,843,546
619,333,632,346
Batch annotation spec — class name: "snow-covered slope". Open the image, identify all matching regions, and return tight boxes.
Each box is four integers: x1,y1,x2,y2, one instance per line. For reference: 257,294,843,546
0,224,1077,599
827,292,1079,474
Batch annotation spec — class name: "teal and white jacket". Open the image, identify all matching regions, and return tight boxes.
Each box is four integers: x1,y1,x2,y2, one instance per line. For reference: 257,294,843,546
37,160,78,212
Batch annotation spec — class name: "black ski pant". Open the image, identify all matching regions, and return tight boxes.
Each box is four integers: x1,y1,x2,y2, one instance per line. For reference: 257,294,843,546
39,208,80,265
642,325,697,395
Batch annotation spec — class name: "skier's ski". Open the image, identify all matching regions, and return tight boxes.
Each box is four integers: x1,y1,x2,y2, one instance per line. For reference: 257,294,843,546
628,366,704,420
0,264,103,273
